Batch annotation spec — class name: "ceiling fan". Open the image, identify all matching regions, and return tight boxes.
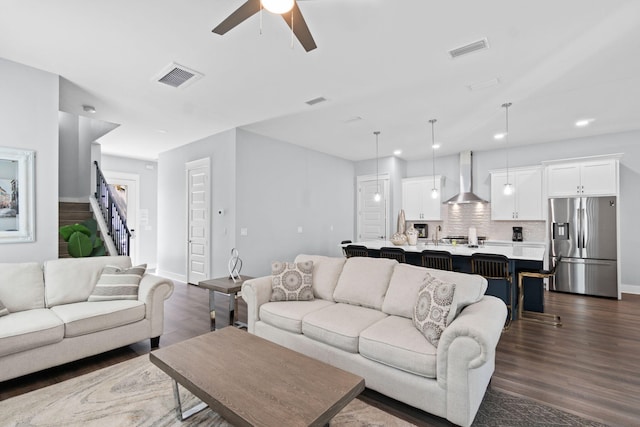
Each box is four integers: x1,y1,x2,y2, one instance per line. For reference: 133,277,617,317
212,0,317,52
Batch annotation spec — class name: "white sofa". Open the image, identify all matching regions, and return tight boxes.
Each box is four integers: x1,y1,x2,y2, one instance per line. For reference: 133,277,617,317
0,256,174,383
242,255,507,427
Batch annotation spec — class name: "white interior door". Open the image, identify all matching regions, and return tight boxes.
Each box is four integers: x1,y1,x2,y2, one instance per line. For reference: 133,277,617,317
103,171,139,264
357,174,390,241
186,158,210,285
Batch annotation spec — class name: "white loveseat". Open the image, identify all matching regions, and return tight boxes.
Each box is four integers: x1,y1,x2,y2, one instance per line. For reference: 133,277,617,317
0,256,174,383
242,255,507,427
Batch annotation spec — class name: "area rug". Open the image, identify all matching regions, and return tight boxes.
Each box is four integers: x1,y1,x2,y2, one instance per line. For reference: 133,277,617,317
0,355,610,427
0,356,412,426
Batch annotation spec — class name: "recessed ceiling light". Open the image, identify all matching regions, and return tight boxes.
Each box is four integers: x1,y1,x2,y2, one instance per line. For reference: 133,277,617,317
575,118,594,127
432,143,441,149
156,129,168,134
494,132,506,140
393,149,402,156
82,105,96,114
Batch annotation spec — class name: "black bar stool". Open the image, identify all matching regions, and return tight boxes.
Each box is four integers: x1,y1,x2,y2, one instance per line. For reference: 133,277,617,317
421,250,453,271
344,245,368,258
471,253,512,330
340,240,352,257
517,257,562,326
379,247,406,263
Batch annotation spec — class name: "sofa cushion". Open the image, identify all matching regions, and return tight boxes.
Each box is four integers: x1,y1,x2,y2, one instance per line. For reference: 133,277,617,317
44,256,132,307
0,309,64,357
413,275,456,348
0,299,8,317
382,263,487,325
382,263,429,319
302,303,387,353
270,261,314,301
294,254,346,301
87,264,147,302
260,300,335,334
50,300,146,338
0,262,44,312
360,315,437,379
333,257,397,310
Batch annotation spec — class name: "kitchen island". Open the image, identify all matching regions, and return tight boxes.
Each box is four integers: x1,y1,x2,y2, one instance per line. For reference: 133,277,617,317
343,240,547,318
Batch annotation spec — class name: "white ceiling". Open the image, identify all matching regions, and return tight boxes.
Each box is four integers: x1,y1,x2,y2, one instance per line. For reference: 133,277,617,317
1,0,639,161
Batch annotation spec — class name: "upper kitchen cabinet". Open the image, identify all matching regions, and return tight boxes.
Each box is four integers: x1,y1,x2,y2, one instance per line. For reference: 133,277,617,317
490,166,543,220
544,155,620,197
402,176,442,220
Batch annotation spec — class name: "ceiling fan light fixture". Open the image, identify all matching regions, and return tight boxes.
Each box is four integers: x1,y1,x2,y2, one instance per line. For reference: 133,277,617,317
262,0,295,14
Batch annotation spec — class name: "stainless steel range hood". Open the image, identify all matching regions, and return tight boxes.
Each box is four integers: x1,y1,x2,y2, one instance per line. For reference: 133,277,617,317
444,151,488,204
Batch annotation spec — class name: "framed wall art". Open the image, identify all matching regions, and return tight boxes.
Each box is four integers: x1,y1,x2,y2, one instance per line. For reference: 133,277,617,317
0,147,35,243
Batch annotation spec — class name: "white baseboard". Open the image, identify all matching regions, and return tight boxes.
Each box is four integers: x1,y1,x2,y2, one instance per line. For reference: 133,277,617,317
621,284,640,295
156,269,187,283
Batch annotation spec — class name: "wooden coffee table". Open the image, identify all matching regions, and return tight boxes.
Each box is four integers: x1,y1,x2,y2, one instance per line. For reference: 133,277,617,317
150,327,365,426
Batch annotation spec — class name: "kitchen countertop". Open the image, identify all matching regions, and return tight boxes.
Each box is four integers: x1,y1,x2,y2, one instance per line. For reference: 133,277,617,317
345,240,546,261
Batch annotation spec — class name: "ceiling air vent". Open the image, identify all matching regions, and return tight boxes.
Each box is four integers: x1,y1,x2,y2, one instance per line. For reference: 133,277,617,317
154,62,203,89
448,38,489,59
305,96,327,106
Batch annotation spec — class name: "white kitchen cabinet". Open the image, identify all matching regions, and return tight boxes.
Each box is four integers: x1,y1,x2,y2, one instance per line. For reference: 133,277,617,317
546,158,618,197
490,167,543,220
402,176,442,220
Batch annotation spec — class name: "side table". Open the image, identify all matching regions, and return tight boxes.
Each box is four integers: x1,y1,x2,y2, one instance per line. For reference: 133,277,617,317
198,276,253,331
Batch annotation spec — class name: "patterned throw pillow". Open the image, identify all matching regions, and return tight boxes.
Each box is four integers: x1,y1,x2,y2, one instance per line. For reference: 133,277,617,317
0,298,9,317
88,264,147,302
270,261,314,301
413,273,456,347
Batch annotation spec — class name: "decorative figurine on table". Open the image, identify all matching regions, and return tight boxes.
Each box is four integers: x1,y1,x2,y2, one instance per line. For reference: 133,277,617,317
228,248,243,282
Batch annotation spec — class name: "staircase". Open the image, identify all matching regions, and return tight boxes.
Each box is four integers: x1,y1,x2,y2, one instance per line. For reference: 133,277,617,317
58,202,94,258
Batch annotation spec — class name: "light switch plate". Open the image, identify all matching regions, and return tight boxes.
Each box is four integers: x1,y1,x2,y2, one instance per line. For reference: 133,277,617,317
240,228,248,236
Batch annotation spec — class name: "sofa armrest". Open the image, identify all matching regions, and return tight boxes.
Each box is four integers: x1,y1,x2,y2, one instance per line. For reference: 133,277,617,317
437,295,506,386
138,274,174,338
241,276,272,333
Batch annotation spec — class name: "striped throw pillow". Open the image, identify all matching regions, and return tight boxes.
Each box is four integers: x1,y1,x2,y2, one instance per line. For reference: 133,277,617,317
88,264,147,302
0,299,9,317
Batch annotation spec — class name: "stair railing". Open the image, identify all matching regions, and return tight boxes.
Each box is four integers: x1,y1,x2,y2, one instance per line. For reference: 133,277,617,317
94,161,131,256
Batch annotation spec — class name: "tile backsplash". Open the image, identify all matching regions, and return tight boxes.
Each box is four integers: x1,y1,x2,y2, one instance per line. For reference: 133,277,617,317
406,203,546,242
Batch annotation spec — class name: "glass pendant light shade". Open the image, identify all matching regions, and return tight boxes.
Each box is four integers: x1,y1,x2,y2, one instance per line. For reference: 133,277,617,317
502,102,514,196
429,119,439,198
374,131,381,202
262,0,295,14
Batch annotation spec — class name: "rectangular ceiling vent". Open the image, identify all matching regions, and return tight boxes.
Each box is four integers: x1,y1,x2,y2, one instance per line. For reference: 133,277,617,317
305,96,327,106
154,62,203,89
449,38,489,59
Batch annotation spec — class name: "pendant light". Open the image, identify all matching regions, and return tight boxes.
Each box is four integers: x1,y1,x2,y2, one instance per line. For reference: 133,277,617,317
373,131,381,202
429,119,438,199
502,102,513,196
262,0,294,14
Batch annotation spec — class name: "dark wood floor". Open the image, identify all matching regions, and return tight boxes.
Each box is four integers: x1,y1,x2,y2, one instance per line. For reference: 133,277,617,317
1,282,639,426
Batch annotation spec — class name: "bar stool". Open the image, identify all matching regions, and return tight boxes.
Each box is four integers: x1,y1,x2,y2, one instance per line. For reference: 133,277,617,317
517,258,562,326
471,253,512,330
340,240,352,257
344,245,368,258
379,247,406,263
421,250,453,271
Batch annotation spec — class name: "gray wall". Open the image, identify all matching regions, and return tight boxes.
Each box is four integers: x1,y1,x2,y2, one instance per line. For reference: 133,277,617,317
235,129,354,277
0,58,59,263
101,154,159,268
156,129,237,281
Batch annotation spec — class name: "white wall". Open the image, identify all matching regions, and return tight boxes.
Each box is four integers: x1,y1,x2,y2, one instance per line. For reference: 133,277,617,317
101,154,159,268
234,129,355,277
0,58,59,262
156,129,237,281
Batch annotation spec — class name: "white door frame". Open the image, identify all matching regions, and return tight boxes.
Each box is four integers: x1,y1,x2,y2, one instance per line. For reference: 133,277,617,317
103,170,140,264
185,158,211,285
356,173,390,241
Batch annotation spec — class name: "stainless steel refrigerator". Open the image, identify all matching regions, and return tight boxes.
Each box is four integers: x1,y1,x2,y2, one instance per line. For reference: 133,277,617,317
549,196,618,298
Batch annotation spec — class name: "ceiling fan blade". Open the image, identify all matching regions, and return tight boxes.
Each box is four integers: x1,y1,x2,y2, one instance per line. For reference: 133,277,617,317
212,0,261,35
282,2,317,52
